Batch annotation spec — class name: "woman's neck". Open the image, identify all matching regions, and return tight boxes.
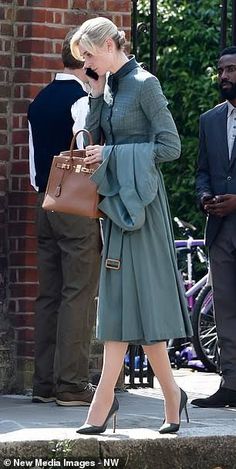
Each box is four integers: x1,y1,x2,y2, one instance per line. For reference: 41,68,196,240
109,51,129,74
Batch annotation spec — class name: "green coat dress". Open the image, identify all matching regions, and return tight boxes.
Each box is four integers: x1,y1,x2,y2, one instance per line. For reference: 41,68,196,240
86,57,193,344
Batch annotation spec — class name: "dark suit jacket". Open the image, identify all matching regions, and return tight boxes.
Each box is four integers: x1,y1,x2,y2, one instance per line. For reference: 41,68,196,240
196,101,236,247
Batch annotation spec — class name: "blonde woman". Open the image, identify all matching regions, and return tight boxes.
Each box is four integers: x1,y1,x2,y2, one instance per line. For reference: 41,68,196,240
70,17,192,435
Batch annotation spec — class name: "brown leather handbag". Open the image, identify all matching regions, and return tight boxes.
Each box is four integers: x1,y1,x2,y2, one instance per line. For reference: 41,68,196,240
42,129,102,218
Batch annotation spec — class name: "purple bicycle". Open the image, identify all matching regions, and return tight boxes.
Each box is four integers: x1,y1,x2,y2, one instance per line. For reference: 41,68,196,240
170,217,219,373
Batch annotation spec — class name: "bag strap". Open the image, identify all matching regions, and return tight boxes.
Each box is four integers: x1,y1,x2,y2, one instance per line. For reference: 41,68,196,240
69,129,93,159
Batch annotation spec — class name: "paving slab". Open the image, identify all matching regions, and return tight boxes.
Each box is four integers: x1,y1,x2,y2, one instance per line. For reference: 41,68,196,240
0,369,236,469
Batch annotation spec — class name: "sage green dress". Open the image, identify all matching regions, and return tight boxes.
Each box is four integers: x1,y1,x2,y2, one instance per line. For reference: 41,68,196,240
86,57,192,344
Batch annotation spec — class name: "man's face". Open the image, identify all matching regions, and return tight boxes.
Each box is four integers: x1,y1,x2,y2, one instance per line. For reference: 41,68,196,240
218,54,236,100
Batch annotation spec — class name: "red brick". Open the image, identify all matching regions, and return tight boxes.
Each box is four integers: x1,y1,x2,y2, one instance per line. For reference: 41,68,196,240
16,8,46,23
0,178,7,192
45,11,54,23
8,222,36,237
14,86,21,98
14,70,51,84
0,85,11,98
13,100,31,114
0,23,13,35
8,192,37,206
20,178,32,192
64,10,87,25
16,39,53,54
0,162,7,176
12,131,28,145
22,84,44,99
25,24,67,40
19,299,36,313
121,14,131,27
15,328,34,342
18,238,37,251
107,0,130,11
10,282,38,298
17,341,34,358
11,313,35,328
20,146,30,160
14,56,23,67
88,0,105,10
10,252,37,267
0,101,8,113
0,134,7,145
72,0,87,8
18,207,35,222
0,55,11,70
18,269,38,283
13,147,20,160
9,300,17,313
44,0,69,7
24,55,61,71
8,206,19,221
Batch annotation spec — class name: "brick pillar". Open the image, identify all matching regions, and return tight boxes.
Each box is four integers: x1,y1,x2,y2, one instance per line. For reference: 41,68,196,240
0,1,17,392
3,1,131,392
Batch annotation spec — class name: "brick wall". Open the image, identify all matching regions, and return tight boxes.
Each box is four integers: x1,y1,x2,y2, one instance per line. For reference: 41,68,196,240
0,0,131,391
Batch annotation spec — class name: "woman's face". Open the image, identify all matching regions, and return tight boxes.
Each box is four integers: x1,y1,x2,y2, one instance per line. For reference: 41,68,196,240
79,42,111,76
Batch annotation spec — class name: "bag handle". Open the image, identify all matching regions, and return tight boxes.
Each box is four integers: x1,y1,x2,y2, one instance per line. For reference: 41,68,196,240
69,129,93,159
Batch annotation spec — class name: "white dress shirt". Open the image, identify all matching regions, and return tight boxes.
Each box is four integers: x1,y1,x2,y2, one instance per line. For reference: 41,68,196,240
227,101,236,160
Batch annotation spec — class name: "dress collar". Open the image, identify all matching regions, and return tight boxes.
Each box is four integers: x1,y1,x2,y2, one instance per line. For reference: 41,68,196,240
107,56,139,93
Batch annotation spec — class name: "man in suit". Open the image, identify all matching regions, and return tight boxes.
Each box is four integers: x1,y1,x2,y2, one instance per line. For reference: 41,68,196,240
28,29,101,406
192,46,236,407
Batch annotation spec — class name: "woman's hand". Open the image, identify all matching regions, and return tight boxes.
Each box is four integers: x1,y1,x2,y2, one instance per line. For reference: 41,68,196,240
87,74,106,98
84,145,104,164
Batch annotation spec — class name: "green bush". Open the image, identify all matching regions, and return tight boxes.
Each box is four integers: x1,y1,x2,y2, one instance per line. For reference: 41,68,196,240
137,0,232,236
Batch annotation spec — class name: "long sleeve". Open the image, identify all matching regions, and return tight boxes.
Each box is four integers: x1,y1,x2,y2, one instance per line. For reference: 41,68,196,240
196,114,213,203
140,76,181,162
28,121,38,191
71,95,89,148
84,95,104,145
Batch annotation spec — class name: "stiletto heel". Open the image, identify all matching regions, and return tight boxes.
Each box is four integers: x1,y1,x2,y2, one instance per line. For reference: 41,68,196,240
184,403,189,423
112,412,117,433
76,396,119,435
158,388,189,434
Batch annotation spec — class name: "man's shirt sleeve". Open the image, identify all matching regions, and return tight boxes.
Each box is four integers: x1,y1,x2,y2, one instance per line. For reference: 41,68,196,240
71,95,89,148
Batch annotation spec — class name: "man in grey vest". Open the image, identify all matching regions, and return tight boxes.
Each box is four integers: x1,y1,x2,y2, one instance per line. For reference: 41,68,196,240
28,29,101,406
192,47,236,407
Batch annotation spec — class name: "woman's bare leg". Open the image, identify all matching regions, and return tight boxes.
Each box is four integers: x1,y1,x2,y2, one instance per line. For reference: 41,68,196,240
85,341,128,426
143,342,181,424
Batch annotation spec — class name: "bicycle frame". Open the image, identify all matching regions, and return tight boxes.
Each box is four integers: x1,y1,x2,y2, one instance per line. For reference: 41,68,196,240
175,238,208,310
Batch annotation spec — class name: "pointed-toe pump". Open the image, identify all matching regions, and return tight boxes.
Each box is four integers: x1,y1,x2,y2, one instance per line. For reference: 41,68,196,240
158,388,189,434
76,396,119,435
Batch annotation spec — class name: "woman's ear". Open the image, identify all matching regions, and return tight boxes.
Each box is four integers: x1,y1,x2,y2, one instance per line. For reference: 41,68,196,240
105,37,113,53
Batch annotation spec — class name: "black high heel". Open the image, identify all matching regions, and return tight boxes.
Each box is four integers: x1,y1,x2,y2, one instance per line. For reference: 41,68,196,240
158,388,189,434
76,396,119,435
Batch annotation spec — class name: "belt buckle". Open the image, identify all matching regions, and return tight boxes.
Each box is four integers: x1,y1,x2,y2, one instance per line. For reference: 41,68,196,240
105,258,120,270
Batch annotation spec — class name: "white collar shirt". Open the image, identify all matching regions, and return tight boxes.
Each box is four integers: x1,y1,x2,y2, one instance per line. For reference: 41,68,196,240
227,101,236,160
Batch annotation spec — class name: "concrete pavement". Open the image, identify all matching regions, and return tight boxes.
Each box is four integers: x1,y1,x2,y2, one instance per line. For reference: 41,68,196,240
0,369,236,468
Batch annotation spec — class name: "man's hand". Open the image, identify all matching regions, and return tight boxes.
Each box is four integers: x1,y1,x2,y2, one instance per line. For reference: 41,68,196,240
204,194,236,217
200,193,215,213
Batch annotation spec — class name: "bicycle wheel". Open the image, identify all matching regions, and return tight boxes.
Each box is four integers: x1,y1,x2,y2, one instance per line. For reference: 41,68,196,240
191,285,219,372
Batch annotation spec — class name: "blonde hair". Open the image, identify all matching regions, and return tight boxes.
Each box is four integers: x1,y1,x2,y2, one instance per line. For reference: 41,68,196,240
70,17,126,60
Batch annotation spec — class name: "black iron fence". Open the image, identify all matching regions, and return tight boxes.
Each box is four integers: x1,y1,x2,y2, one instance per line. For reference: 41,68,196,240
131,0,236,77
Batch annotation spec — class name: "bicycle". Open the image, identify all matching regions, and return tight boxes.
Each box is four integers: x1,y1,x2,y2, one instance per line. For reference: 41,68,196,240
171,217,219,373
191,282,219,373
